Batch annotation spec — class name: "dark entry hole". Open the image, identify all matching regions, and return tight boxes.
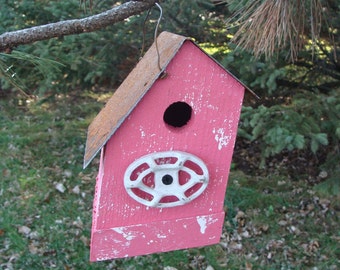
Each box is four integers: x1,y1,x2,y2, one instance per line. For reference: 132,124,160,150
163,101,192,128
162,174,173,185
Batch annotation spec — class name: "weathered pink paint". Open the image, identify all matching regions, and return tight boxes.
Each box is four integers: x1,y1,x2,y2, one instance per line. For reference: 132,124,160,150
86,32,246,261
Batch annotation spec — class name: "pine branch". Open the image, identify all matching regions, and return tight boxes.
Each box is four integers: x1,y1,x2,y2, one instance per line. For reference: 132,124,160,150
227,0,323,61
0,0,157,52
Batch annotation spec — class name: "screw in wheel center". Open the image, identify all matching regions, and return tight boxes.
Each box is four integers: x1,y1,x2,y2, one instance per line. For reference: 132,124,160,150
162,174,173,185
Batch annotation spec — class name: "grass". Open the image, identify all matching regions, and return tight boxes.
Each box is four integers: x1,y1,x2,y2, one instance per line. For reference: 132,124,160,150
0,93,339,269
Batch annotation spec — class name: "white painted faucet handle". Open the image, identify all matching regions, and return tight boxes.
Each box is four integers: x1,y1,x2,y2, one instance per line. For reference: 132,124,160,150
124,151,209,208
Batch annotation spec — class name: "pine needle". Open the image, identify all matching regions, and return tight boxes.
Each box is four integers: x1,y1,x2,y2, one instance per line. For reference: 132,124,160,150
0,51,64,96
227,0,323,61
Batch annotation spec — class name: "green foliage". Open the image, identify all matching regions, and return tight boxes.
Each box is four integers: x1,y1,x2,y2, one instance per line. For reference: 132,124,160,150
0,0,338,188
212,43,292,95
1,88,339,269
0,0,229,96
238,90,339,167
217,1,340,175
314,172,340,197
1,1,339,268
0,50,64,95
0,0,338,171
1,0,139,94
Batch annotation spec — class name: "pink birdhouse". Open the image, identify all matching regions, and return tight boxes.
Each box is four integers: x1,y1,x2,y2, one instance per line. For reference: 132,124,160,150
83,31,254,261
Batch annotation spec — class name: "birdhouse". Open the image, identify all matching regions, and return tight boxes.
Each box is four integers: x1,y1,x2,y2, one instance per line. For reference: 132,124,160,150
83,31,254,261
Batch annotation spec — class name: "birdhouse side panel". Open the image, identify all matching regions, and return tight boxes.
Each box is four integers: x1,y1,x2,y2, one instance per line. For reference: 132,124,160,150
90,212,225,261
92,41,245,230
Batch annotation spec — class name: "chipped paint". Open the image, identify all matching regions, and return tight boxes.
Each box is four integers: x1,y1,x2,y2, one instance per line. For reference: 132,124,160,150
140,126,146,138
91,213,225,261
196,215,220,234
212,127,231,150
112,227,136,241
147,239,154,245
196,216,208,234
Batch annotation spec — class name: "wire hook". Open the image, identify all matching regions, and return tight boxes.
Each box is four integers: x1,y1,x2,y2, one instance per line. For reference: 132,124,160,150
140,2,166,78
140,8,151,59
154,2,163,74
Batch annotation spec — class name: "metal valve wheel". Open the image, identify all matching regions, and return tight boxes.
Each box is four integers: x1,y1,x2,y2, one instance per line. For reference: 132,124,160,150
124,151,209,208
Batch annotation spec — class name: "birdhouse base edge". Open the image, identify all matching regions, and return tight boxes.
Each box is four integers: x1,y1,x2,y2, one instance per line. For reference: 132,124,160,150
90,211,225,261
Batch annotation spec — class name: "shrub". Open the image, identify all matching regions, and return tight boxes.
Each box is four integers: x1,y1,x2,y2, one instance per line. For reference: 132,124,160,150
238,90,340,169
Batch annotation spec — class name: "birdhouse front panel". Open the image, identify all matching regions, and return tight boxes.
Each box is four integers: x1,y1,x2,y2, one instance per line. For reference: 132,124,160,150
86,32,246,261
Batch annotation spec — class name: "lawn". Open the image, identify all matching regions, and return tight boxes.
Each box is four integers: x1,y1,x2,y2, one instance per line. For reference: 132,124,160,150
0,92,339,269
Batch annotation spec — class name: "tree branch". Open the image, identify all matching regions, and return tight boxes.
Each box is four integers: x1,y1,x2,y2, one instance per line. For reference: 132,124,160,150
0,0,157,52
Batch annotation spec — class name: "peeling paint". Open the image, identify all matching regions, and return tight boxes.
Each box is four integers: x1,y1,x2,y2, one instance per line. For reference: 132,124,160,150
147,240,154,245
196,215,220,234
196,216,208,234
212,127,231,150
112,227,136,241
96,255,112,261
140,126,146,138
207,104,218,111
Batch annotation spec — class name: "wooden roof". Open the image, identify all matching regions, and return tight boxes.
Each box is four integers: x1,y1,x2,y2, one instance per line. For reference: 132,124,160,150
83,31,256,168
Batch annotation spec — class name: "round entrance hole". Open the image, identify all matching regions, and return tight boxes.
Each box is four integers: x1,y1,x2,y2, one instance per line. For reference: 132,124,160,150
163,101,192,128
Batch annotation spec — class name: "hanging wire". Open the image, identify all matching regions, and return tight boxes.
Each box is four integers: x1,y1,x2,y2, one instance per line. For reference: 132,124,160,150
140,2,166,77
154,2,163,72
140,8,152,58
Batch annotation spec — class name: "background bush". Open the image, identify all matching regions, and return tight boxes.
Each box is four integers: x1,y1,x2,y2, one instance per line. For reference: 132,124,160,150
0,0,339,178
